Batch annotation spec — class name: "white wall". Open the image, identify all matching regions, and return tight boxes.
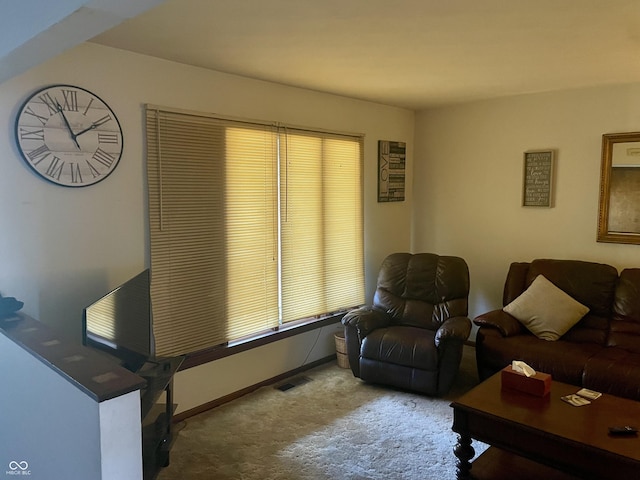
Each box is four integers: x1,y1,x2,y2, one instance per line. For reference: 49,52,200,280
0,43,414,410
99,391,142,480
413,84,640,330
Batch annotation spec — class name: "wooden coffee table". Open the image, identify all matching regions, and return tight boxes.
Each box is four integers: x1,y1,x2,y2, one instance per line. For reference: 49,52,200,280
450,372,640,479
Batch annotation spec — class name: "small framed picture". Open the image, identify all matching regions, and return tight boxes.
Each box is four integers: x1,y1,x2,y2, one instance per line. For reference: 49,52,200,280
378,140,406,202
522,150,555,207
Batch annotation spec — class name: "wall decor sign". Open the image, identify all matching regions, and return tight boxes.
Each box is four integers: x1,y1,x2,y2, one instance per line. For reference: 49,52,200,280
522,150,555,207
378,140,406,202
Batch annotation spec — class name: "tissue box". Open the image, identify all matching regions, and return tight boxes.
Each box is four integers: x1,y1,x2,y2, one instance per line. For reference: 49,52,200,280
501,365,551,397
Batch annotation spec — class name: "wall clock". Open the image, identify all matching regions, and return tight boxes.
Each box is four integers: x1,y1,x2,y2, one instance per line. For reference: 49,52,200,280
15,84,123,187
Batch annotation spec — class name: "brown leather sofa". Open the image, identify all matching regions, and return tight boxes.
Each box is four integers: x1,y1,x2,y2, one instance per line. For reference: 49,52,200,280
342,252,471,396
475,258,640,401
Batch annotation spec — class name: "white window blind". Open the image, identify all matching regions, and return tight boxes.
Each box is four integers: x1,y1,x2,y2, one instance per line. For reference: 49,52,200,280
146,107,364,356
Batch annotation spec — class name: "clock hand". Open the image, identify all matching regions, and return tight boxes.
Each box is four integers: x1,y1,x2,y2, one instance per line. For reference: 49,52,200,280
74,116,112,138
73,124,97,138
56,101,80,150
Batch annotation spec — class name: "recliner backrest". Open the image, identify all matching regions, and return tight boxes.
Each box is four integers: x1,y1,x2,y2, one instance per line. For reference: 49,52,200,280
502,258,619,345
503,259,618,315
372,252,469,330
610,268,640,351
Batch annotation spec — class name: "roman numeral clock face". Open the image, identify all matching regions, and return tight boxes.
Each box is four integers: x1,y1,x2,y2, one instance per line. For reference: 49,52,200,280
15,84,123,187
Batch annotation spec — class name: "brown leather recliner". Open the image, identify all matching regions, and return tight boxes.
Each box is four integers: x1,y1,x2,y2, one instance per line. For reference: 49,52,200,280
341,252,471,396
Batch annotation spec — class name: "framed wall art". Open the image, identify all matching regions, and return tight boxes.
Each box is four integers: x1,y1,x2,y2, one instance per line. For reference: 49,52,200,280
378,140,406,202
522,150,555,207
598,131,640,244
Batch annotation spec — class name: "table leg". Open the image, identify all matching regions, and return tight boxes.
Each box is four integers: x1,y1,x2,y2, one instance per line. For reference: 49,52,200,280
454,433,475,480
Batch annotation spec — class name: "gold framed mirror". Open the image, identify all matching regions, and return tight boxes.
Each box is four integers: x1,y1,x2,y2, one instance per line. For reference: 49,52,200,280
598,132,640,244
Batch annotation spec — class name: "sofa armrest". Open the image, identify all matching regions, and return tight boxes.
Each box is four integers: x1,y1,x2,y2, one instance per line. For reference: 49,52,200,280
342,306,392,341
435,316,471,347
473,309,525,337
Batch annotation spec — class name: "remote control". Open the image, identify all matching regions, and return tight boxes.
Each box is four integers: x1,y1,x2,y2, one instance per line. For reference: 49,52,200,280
608,426,638,436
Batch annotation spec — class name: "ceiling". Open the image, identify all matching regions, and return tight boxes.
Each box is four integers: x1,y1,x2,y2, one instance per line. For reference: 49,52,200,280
5,1,640,110
0,0,164,85
87,0,640,110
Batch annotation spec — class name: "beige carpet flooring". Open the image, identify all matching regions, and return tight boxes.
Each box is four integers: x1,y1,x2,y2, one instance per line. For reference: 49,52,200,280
157,345,486,479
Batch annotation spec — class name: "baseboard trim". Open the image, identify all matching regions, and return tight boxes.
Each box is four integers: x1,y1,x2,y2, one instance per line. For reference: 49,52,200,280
173,354,338,422
174,342,476,422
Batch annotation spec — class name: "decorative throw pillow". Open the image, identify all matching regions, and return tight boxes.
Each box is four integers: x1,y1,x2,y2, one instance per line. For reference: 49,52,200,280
503,275,589,341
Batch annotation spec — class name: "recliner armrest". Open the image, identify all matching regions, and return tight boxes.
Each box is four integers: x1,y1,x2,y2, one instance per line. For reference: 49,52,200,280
473,309,525,337
342,306,391,341
435,316,471,347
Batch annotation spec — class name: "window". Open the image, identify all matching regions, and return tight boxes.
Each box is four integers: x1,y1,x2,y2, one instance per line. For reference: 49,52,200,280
146,107,364,356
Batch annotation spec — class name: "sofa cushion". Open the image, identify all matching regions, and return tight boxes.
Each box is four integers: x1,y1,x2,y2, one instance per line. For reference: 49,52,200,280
361,326,437,370
502,262,531,305
583,347,640,400
475,327,602,386
503,275,589,341
609,268,640,352
526,259,618,317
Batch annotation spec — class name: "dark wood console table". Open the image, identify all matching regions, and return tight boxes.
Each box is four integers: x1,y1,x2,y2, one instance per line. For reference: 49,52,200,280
0,312,146,401
1,313,183,480
137,356,184,480
0,313,148,479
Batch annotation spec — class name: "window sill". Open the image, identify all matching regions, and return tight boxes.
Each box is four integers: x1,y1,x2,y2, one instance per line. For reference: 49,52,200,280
179,311,349,370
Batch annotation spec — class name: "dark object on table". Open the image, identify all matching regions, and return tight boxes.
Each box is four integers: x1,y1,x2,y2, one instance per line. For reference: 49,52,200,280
609,426,638,436
501,365,552,397
0,296,24,317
